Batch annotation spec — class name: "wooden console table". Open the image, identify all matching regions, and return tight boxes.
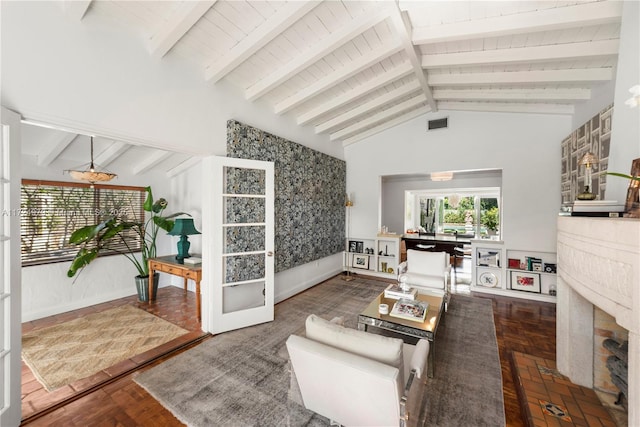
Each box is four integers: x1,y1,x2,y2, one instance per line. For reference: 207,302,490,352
148,255,202,321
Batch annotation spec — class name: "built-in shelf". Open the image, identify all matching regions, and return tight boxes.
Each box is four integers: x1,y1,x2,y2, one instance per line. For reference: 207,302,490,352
344,236,400,278
471,241,557,303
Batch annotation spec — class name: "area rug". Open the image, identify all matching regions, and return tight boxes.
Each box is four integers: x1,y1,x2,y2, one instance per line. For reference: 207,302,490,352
22,305,188,391
135,277,505,426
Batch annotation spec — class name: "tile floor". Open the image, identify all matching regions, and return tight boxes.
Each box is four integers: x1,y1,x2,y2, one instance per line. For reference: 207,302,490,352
511,351,621,427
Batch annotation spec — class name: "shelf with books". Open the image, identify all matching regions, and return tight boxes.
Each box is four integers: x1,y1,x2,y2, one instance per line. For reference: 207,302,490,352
470,242,557,303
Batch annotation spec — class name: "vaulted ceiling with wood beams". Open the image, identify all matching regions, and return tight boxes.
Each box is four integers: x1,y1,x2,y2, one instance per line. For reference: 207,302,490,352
31,0,622,171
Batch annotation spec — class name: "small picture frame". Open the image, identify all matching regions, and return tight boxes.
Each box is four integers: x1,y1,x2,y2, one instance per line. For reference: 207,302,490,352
544,263,557,274
352,254,369,269
349,240,364,253
477,249,500,268
532,262,543,272
510,271,541,293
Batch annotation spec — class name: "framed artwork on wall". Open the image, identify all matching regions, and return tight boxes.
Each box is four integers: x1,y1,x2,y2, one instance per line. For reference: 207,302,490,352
477,249,500,268
510,271,541,293
348,240,364,253
352,254,369,270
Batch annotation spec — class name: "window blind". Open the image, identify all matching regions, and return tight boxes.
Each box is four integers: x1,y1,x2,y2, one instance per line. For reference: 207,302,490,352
21,180,146,266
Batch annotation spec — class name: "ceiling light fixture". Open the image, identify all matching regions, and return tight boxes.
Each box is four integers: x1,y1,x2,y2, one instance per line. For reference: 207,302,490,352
431,171,453,182
65,136,117,186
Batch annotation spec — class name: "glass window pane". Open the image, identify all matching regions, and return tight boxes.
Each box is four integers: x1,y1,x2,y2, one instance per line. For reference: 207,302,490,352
224,253,264,284
222,280,265,313
224,167,265,195
480,198,500,237
224,226,265,254
224,196,265,224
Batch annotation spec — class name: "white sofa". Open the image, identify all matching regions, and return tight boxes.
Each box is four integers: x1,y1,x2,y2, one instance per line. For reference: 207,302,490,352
286,314,430,427
397,249,451,308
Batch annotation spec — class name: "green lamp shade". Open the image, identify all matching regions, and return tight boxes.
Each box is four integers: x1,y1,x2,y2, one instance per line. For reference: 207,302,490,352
168,218,201,263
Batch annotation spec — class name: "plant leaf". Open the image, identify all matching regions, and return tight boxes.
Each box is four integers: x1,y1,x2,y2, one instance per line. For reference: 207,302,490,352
99,221,138,241
143,186,153,212
154,212,191,233
67,248,99,277
68,220,108,245
606,172,640,182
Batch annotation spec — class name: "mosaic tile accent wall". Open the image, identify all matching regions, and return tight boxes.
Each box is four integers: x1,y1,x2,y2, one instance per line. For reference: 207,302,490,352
227,120,346,273
561,104,613,204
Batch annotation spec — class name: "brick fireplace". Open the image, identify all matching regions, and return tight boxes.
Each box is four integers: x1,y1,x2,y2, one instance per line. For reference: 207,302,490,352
557,217,639,426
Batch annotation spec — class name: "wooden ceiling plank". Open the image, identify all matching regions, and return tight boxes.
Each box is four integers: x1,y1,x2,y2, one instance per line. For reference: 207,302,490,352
433,88,592,102
422,39,620,68
205,1,320,82
297,62,413,125
37,133,77,167
315,80,421,134
438,101,575,115
330,94,426,141
65,0,92,21
342,106,430,147
132,150,172,175
388,7,437,111
94,141,131,167
274,42,403,114
412,1,623,45
148,1,218,59
428,68,613,86
245,11,390,101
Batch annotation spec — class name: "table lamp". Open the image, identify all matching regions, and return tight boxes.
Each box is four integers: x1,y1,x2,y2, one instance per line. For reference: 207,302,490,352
168,218,201,263
577,152,599,200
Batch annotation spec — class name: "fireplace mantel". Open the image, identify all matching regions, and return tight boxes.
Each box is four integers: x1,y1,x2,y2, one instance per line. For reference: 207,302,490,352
557,216,639,426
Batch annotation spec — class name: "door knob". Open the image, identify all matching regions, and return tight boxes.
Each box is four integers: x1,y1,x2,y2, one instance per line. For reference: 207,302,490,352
267,251,274,257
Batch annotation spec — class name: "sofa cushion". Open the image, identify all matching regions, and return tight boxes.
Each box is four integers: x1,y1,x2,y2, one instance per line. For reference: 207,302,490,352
305,314,404,372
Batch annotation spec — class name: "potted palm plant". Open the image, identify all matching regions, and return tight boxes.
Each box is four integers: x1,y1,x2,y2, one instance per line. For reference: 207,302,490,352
66,186,186,301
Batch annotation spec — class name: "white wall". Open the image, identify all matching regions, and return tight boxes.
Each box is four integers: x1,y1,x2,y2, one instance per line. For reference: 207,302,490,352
346,110,571,253
605,0,640,204
2,1,344,319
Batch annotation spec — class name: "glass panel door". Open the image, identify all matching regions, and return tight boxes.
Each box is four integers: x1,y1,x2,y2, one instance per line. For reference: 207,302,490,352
202,156,274,334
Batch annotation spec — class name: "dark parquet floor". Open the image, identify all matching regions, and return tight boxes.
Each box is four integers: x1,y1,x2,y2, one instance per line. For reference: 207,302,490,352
21,271,556,426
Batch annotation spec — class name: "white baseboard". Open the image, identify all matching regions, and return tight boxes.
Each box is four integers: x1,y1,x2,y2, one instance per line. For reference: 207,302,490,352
21,284,171,322
274,267,343,304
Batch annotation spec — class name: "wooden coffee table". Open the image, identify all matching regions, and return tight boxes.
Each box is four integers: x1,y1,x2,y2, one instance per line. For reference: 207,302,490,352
357,289,445,378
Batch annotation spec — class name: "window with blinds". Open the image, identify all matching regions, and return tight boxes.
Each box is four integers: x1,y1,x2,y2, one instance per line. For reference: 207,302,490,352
21,180,146,266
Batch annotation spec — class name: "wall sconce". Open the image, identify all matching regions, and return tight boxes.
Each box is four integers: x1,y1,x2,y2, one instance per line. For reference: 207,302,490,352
168,218,201,264
577,152,599,200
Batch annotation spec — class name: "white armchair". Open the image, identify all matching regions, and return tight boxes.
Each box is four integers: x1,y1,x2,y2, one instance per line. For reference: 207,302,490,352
286,314,429,427
397,249,451,308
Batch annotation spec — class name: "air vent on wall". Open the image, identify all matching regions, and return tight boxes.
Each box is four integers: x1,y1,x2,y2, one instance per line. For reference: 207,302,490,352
427,117,448,131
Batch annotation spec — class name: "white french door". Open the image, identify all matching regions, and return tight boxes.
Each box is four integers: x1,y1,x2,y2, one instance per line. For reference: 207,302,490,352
201,156,274,334
0,107,22,426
